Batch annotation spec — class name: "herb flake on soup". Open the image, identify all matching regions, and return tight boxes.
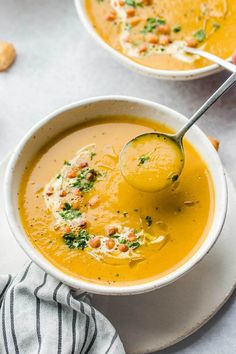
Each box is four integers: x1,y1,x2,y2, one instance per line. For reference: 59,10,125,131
19,116,214,285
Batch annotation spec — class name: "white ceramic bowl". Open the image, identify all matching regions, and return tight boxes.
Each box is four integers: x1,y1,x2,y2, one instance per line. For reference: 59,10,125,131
4,96,227,295
74,0,223,81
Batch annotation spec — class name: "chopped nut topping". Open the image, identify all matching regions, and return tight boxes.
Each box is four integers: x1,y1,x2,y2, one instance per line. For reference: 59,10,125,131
59,190,67,197
145,33,159,44
46,186,54,196
159,35,170,46
106,239,116,250
128,231,137,241
106,11,116,21
105,225,118,236
78,219,87,228
126,8,135,17
129,16,141,26
79,161,88,169
208,136,220,151
89,237,101,248
186,37,198,48
0,41,16,72
119,244,129,252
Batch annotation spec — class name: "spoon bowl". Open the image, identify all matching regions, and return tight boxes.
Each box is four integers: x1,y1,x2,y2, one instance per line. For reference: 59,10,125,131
120,132,184,192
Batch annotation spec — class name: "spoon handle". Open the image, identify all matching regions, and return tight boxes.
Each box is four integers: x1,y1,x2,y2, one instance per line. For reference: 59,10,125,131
176,72,236,140
184,47,236,73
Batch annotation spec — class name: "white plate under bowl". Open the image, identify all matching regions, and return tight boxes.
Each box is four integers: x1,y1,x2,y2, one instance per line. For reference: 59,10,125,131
1,154,236,353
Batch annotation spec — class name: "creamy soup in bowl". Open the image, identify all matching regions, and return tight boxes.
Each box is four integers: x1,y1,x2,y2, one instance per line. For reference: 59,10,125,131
75,0,236,80
4,97,227,295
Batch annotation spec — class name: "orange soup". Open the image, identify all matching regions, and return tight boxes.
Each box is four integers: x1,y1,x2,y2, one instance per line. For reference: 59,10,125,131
85,0,236,71
19,116,214,286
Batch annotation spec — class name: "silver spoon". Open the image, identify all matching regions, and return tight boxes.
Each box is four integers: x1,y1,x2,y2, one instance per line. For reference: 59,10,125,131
184,47,236,73
120,71,236,192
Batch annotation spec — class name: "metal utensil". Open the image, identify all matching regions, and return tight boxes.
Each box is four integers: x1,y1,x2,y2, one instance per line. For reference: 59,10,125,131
120,72,236,192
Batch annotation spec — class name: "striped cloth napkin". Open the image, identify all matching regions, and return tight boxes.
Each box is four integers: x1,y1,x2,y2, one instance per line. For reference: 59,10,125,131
0,262,125,354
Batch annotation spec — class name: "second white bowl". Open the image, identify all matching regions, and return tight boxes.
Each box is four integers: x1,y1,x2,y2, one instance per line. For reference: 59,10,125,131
74,0,223,81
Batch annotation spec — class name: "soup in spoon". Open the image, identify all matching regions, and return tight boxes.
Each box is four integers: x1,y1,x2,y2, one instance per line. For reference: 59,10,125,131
120,133,184,192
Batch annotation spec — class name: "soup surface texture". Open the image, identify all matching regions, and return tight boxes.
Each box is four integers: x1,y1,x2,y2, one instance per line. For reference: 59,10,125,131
85,0,236,71
19,117,214,286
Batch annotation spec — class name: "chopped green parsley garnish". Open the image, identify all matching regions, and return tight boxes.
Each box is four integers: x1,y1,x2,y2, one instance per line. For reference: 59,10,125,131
125,0,143,8
194,29,206,42
213,23,220,30
138,155,150,166
64,161,71,166
145,215,152,226
128,241,140,249
90,152,96,160
59,203,81,220
171,174,179,182
63,230,91,250
156,18,166,25
173,26,181,33
63,228,143,251
56,174,61,179
141,18,166,34
124,23,132,31
111,234,121,239
119,238,127,244
72,168,99,192
63,202,71,209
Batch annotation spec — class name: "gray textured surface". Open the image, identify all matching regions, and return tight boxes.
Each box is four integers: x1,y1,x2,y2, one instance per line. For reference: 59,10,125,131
1,1,236,353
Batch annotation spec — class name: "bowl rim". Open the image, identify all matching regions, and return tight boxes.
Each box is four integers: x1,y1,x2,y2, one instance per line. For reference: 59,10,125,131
4,95,228,295
74,0,223,80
